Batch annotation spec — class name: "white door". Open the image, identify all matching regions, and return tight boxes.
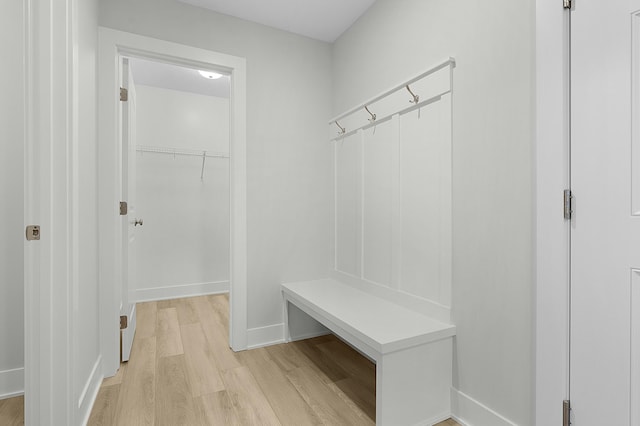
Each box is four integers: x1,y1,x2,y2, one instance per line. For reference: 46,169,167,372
120,58,139,362
570,1,640,424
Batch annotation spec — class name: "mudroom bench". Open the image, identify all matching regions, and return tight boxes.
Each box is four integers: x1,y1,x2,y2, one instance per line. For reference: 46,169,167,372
282,278,456,426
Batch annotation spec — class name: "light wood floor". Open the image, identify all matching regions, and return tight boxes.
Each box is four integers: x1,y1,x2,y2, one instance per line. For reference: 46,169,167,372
0,395,23,426
0,294,459,426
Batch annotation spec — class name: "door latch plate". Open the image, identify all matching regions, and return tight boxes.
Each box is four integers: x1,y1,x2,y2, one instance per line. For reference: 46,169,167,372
26,225,40,241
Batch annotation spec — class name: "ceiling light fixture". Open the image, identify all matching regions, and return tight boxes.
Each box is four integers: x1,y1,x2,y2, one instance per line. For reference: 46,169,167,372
198,70,223,80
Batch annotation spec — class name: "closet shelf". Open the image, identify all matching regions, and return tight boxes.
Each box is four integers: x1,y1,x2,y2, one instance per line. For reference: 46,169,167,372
136,145,230,159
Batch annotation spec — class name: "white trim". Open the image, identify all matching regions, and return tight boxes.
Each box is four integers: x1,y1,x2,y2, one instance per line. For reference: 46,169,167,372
289,330,331,342
632,270,640,426
535,2,571,425
133,281,230,302
414,413,452,426
77,357,103,426
0,368,24,400
98,28,248,378
247,322,330,349
329,58,455,123
25,0,76,424
451,388,517,426
121,304,136,362
247,324,285,349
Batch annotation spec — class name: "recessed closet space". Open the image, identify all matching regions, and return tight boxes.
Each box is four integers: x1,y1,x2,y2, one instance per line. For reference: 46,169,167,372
332,62,452,312
128,58,231,303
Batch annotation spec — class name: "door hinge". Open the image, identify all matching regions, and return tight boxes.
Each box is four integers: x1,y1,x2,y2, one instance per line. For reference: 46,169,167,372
120,201,128,215
563,0,572,9
563,400,571,426
25,225,40,241
120,315,128,330
564,189,574,220
120,87,128,102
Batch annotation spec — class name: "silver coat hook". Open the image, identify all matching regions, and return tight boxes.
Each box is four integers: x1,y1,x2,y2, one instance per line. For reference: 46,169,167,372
406,85,420,104
364,105,377,123
201,151,206,181
335,121,346,135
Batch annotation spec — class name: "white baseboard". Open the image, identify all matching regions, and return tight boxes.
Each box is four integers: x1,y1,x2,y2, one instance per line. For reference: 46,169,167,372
247,327,332,350
290,330,330,342
417,412,453,426
451,388,517,426
0,367,24,400
247,323,285,349
78,356,103,426
133,281,229,303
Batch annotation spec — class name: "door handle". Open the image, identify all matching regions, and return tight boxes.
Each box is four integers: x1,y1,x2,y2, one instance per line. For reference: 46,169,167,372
134,219,143,227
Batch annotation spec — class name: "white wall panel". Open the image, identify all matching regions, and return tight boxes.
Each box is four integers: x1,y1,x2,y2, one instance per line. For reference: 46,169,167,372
362,121,394,287
399,96,451,306
335,133,361,275
334,97,452,306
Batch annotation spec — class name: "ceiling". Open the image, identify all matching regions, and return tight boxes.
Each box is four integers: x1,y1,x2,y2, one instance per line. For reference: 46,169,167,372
177,0,376,43
129,57,230,98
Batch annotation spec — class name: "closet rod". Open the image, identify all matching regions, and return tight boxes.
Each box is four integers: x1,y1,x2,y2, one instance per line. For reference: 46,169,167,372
328,57,455,124
136,145,229,159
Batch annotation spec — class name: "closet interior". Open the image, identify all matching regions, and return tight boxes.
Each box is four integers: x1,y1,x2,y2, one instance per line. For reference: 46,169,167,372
129,57,231,303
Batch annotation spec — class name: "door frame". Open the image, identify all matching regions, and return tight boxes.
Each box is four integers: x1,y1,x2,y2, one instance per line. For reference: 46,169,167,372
24,0,78,424
535,2,572,425
97,27,248,377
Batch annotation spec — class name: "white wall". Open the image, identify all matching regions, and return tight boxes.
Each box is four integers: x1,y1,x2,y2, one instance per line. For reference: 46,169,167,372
76,0,103,421
535,2,570,425
332,1,534,425
135,85,229,153
134,85,230,300
99,0,333,330
0,0,25,400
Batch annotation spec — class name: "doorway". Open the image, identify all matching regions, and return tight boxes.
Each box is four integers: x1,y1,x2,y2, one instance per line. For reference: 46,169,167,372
122,56,232,361
98,28,248,379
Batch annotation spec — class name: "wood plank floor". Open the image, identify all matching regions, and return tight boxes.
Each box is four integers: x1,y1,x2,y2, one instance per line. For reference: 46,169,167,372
0,294,460,426
0,395,23,426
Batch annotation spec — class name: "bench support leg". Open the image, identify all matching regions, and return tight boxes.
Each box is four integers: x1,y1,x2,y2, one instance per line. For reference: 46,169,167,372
376,338,453,426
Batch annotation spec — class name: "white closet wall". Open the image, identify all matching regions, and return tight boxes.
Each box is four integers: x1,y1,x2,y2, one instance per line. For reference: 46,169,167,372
0,0,25,400
134,85,230,301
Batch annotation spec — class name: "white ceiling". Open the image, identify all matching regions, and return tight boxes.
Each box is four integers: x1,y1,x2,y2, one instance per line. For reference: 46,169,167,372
129,57,230,98
177,0,376,43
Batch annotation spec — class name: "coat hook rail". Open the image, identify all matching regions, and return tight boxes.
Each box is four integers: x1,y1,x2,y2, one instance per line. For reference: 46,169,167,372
328,57,454,126
364,105,377,122
335,121,346,135
406,85,420,104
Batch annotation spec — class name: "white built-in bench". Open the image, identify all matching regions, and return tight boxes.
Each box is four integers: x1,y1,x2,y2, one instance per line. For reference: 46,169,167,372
282,278,456,426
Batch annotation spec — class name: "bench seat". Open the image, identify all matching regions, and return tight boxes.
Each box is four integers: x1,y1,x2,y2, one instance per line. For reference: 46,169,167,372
282,278,456,426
